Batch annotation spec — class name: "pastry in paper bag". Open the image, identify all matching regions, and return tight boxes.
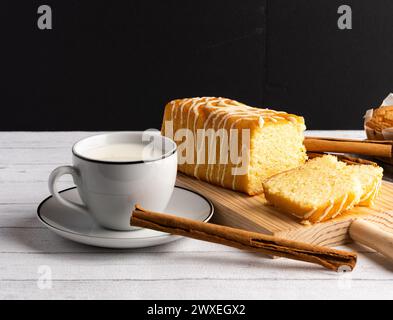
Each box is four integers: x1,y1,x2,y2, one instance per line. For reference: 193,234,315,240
364,93,393,140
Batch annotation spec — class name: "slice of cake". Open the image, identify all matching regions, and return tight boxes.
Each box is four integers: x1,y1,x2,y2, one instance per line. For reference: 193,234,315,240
161,97,307,195
262,155,383,224
345,164,383,206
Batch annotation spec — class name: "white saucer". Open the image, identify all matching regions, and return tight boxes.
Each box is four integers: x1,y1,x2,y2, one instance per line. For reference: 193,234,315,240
37,186,214,249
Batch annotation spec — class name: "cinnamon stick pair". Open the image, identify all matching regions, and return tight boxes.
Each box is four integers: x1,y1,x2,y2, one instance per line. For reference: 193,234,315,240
305,136,393,158
131,205,357,272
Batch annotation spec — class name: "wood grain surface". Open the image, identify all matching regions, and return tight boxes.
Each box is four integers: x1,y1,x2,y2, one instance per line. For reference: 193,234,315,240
177,174,393,247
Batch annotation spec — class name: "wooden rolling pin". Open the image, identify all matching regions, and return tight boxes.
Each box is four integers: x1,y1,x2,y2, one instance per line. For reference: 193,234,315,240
131,205,357,272
305,137,393,158
350,218,393,262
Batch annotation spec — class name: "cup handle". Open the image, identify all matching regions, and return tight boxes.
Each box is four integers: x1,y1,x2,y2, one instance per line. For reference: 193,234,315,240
48,166,89,215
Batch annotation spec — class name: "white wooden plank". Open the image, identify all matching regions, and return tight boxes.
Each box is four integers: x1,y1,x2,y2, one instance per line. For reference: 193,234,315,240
1,279,392,300
0,181,73,204
0,148,71,165
0,251,391,281
0,132,102,148
0,227,246,253
0,164,72,183
0,204,43,227
0,227,378,256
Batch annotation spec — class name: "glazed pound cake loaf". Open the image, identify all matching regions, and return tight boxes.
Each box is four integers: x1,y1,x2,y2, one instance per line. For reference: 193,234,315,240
262,155,383,224
161,97,307,195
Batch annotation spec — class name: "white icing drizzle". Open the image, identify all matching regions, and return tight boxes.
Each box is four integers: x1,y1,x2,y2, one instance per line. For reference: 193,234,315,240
316,201,334,222
167,100,177,135
360,179,382,203
216,110,281,186
168,97,299,185
209,109,251,184
362,179,382,205
193,99,228,177
360,187,374,202
179,98,193,126
307,192,356,222
205,106,248,182
222,116,255,188
370,180,382,202
170,100,176,123
185,97,204,132
305,177,382,223
211,107,277,185
193,98,243,178
291,211,307,219
288,116,298,123
259,116,265,127
188,98,210,172
184,98,202,168
206,101,237,166
335,193,348,216
303,208,317,219
191,98,209,134
331,195,357,219
185,97,201,131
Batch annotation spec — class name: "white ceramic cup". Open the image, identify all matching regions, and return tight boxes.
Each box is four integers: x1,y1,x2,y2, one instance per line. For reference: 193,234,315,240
48,131,177,231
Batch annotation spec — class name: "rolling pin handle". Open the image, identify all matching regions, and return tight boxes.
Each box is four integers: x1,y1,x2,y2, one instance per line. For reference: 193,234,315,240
349,219,393,262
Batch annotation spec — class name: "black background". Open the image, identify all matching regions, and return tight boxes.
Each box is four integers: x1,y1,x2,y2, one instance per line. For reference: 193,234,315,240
2,0,393,130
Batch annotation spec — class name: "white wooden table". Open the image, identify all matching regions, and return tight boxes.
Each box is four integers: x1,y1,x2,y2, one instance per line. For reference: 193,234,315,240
1,131,392,300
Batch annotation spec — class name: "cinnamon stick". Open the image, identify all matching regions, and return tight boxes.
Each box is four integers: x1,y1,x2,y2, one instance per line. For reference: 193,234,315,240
131,205,357,272
305,136,393,158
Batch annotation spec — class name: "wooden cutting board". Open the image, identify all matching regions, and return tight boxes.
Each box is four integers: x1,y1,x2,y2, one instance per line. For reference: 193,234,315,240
176,173,393,247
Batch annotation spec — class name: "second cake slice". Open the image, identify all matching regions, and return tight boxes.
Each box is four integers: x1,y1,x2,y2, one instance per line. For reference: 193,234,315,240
262,155,383,224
